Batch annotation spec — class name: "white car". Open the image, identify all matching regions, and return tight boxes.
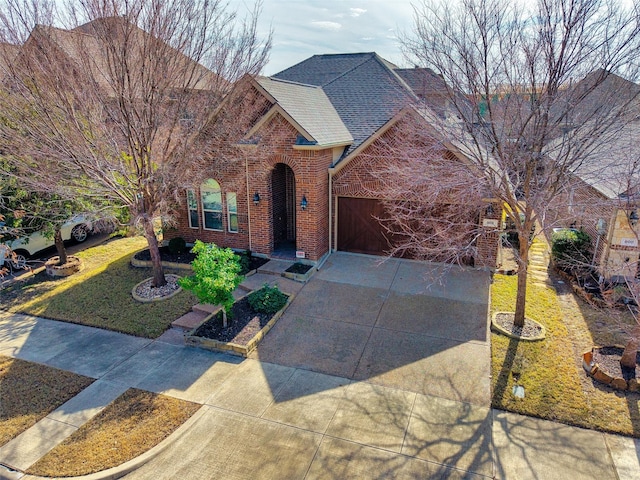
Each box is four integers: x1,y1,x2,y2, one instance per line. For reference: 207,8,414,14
1,214,93,265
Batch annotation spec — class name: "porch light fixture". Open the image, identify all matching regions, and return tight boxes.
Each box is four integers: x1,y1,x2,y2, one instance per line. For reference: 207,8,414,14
300,195,308,211
629,209,639,227
485,204,495,217
253,192,260,206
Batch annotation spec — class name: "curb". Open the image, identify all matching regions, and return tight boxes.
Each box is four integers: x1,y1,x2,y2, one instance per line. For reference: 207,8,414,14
21,406,208,480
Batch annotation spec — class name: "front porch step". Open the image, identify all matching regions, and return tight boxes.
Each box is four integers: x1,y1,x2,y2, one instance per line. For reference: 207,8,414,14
172,310,209,332
192,303,219,315
257,259,293,276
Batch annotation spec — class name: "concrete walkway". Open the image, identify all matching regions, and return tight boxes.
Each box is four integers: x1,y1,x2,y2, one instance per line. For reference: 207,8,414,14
0,252,638,479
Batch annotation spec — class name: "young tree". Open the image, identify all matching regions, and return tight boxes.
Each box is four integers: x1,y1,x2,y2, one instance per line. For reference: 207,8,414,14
178,240,243,328
400,0,640,326
0,0,271,287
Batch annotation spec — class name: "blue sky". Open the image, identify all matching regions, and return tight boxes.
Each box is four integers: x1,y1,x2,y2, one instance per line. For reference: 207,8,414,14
255,0,416,75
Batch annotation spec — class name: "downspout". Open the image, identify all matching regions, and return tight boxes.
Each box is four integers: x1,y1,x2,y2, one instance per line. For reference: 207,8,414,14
245,156,252,252
328,167,334,255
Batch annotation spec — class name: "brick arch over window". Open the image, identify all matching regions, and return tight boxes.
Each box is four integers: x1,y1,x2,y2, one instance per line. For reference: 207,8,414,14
201,178,223,231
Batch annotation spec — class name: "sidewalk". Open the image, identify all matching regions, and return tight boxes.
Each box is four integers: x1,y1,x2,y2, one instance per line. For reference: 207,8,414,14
1,312,638,480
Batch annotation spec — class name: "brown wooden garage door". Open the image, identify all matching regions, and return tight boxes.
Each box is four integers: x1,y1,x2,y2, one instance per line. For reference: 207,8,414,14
337,197,391,255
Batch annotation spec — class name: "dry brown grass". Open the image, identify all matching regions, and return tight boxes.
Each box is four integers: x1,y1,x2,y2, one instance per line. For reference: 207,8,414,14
491,273,640,437
27,388,201,477
0,355,93,447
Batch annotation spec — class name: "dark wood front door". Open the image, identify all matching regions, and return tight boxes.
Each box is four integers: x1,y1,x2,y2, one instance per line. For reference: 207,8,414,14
272,163,296,250
337,197,391,255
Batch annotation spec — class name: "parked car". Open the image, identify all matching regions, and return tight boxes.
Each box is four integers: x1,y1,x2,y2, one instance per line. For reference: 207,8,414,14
0,214,93,266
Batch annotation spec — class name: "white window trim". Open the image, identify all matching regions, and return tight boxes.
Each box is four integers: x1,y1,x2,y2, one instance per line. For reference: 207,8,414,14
187,189,199,229
227,192,238,233
201,180,223,232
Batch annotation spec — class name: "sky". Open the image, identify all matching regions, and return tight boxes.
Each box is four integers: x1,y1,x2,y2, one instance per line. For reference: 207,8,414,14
253,0,417,75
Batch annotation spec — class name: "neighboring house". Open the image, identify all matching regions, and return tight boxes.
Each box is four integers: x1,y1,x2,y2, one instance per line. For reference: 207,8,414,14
546,72,640,281
167,53,501,266
549,121,640,281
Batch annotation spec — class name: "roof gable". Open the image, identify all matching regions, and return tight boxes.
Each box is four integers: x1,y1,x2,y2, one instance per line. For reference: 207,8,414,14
252,76,352,147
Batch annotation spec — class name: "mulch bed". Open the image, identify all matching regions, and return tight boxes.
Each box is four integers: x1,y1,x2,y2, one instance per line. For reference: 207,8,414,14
134,247,269,273
494,312,544,339
193,295,286,345
594,346,639,381
285,262,312,274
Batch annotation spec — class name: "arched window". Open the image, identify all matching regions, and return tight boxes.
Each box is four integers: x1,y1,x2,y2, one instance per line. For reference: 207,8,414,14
201,179,223,231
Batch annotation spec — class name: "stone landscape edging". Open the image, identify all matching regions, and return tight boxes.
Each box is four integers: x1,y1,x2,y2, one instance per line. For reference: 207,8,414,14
282,265,316,283
131,275,183,303
185,292,294,357
582,349,639,392
130,255,193,272
490,311,546,341
130,255,258,278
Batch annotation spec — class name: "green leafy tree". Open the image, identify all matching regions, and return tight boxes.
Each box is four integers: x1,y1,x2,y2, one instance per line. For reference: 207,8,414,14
178,241,244,328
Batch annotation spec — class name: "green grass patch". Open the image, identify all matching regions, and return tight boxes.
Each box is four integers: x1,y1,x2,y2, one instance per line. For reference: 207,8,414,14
26,388,200,477
491,274,640,436
0,355,94,447
0,237,197,338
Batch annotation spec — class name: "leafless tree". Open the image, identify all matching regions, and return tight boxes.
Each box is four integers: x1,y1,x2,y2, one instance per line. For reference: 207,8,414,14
399,0,640,327
0,0,271,286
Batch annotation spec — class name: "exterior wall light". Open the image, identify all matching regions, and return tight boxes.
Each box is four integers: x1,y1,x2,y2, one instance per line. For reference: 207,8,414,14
300,195,308,211
629,209,639,227
485,204,495,216
253,192,260,206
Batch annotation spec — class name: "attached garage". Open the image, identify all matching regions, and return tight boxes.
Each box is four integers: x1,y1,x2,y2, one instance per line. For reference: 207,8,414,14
337,197,393,255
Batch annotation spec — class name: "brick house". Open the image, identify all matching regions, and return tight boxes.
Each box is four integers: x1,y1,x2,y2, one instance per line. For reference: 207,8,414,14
545,73,640,281
549,122,640,281
167,53,501,267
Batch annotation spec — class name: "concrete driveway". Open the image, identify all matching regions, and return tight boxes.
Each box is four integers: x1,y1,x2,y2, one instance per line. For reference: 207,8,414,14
251,253,492,406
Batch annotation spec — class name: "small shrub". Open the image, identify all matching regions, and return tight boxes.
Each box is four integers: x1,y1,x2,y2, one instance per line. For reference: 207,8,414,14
551,228,592,272
168,237,187,254
248,284,288,314
236,250,251,275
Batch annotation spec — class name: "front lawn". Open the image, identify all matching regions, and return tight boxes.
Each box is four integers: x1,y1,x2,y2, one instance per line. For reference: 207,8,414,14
491,274,640,436
0,236,197,338
0,355,94,447
26,388,200,477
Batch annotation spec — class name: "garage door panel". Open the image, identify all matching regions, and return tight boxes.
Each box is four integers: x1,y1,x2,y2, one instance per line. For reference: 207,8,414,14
337,197,392,255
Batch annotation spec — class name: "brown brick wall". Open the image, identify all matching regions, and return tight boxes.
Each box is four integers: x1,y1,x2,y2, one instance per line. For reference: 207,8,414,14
165,109,334,261
331,126,500,267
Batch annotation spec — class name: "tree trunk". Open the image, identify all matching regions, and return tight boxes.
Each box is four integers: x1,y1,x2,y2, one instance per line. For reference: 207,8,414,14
222,308,228,328
620,324,640,369
54,228,67,266
513,233,529,328
142,217,166,288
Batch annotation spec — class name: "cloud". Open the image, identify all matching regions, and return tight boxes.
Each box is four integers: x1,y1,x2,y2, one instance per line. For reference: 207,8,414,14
311,21,342,31
350,8,367,17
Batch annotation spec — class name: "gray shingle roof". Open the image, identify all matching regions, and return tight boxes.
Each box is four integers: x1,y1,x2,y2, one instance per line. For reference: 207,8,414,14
273,53,418,159
257,77,352,146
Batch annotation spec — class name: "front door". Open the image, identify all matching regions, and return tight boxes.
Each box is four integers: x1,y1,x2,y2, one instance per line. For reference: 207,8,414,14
271,163,296,251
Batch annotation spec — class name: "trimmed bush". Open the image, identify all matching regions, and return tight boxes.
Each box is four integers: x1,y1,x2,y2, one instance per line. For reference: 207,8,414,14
168,237,187,254
248,284,288,314
551,228,592,272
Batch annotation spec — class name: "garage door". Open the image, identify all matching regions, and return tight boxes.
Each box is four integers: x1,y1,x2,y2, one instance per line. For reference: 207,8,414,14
337,197,392,255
